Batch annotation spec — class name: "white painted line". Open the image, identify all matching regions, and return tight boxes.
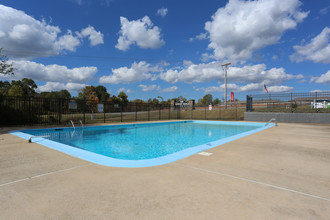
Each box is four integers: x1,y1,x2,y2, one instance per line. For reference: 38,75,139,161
0,163,92,187
175,163,330,203
197,152,213,156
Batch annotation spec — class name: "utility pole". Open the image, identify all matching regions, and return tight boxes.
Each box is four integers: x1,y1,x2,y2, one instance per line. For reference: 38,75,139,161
221,63,231,109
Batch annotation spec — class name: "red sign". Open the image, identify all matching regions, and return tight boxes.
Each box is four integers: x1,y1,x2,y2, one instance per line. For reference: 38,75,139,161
230,92,234,102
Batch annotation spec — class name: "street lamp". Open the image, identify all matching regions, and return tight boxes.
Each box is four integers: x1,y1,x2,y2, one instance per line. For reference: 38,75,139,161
221,63,231,109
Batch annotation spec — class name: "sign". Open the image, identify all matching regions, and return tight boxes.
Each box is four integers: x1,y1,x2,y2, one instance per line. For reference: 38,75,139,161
97,104,104,113
68,100,77,110
209,105,212,110
230,92,234,102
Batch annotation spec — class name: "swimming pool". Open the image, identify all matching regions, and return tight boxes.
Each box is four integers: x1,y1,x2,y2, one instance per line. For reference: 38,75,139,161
11,121,273,167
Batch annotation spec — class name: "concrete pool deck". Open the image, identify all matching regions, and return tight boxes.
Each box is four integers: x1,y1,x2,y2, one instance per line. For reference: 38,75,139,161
0,122,329,219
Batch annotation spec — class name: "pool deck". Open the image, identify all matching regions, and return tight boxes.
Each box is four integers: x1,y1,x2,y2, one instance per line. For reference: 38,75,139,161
0,122,330,219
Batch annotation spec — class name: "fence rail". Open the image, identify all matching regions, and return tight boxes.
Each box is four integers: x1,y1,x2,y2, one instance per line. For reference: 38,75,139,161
246,91,330,113
0,96,244,126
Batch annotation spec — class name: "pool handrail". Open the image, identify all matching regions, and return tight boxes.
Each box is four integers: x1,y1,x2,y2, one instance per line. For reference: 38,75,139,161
265,118,277,126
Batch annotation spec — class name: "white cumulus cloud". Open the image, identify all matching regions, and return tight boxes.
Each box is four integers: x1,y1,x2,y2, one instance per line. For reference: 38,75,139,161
157,7,168,17
0,60,98,83
311,70,330,84
161,86,178,92
204,0,308,62
115,16,165,51
0,4,103,59
99,61,160,84
117,88,133,94
38,82,87,92
79,26,104,46
139,84,159,91
160,62,298,85
198,83,292,93
290,27,330,64
138,84,178,93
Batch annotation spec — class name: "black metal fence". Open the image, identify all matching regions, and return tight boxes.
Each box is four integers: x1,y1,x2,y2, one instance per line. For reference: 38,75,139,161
246,91,330,113
0,95,245,126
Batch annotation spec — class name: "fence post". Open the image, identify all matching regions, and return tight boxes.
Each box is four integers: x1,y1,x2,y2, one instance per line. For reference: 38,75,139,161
159,104,161,120
58,98,61,124
83,99,86,124
135,103,138,121
315,92,318,113
28,97,31,125
120,103,123,122
290,93,293,113
103,101,106,123
204,105,206,120
168,104,170,120
148,104,150,121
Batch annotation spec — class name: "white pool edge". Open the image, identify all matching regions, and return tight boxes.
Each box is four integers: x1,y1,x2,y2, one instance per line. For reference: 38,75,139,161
9,120,274,168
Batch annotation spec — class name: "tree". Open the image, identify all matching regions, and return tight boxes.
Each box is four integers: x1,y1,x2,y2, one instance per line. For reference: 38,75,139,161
201,94,213,105
8,85,25,96
0,81,11,95
78,86,96,100
11,78,37,96
109,95,121,104
58,90,71,99
118,91,128,103
213,98,221,105
95,85,110,101
132,99,144,104
0,48,14,76
152,98,159,105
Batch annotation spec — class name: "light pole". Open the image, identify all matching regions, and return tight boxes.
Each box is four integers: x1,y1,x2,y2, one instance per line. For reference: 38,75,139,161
221,63,231,109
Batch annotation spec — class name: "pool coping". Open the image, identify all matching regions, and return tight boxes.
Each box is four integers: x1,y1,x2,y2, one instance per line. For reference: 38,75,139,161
9,120,274,168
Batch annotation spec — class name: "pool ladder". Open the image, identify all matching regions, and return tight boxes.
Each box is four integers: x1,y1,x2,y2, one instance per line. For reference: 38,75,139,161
265,118,278,126
70,120,84,130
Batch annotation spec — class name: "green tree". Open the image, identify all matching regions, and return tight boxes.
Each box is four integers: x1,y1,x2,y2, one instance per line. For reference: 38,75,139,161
0,48,14,75
58,90,71,99
0,80,11,95
109,95,121,104
152,98,159,105
132,99,144,104
8,85,25,96
201,94,213,105
213,98,221,105
11,78,37,96
118,91,128,103
95,85,110,101
78,86,96,100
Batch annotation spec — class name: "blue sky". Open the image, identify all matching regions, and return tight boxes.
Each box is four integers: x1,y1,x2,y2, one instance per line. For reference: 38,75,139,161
0,0,329,101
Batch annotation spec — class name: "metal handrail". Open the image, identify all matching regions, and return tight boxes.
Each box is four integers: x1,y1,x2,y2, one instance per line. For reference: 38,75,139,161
265,118,277,126
70,120,75,130
79,120,84,129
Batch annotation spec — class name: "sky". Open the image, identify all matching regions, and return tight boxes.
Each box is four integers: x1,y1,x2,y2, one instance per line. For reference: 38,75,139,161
0,0,329,101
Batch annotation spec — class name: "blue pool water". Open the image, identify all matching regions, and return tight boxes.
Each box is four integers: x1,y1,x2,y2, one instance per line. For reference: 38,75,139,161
11,121,272,167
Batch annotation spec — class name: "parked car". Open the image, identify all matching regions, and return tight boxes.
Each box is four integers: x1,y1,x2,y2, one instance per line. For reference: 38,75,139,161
311,99,330,109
